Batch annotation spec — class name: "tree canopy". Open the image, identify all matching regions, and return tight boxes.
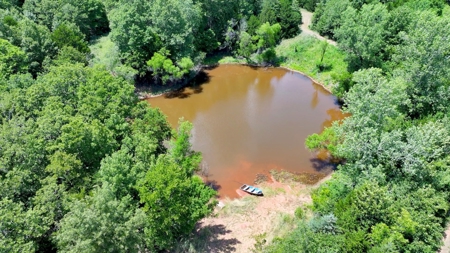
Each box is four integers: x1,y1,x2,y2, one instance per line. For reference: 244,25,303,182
2,0,450,252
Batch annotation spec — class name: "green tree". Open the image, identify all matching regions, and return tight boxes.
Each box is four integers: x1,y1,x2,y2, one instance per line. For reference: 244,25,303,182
247,14,261,35
238,31,256,58
146,48,194,84
0,198,45,252
56,184,148,253
109,0,161,73
19,19,56,75
311,0,351,38
195,0,240,49
278,0,302,38
96,150,139,199
0,38,27,78
297,0,320,11
137,121,216,250
51,46,88,66
23,0,109,39
259,0,301,39
149,0,201,58
335,3,390,71
0,9,22,46
0,0,19,9
393,11,450,116
260,0,279,25
51,22,90,54
256,22,281,50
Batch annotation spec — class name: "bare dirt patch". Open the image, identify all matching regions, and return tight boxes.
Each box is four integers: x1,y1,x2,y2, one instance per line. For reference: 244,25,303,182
440,227,450,253
173,173,333,253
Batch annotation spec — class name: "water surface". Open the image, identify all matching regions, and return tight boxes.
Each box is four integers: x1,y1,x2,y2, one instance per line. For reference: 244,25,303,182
148,65,346,198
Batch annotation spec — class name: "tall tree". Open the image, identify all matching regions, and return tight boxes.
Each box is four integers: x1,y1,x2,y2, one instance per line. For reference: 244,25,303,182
109,0,161,73
311,0,351,38
19,19,56,75
137,121,216,250
393,11,450,116
335,3,390,71
23,0,109,39
0,38,27,78
149,0,201,59
56,184,148,253
278,0,302,38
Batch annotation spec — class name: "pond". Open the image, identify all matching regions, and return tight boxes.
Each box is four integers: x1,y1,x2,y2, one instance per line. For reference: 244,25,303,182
147,65,346,198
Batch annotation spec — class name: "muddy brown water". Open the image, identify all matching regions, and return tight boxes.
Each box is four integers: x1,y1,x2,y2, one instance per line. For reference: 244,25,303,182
147,65,347,198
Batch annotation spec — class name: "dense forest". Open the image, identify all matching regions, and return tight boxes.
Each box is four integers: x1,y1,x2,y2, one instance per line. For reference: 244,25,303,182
265,0,450,252
1,0,450,252
0,0,302,252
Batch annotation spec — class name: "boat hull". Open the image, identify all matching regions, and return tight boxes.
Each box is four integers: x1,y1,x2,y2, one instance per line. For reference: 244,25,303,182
240,184,264,196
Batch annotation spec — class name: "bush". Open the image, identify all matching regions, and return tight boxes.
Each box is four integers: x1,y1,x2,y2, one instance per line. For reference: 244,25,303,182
309,214,339,235
295,207,304,219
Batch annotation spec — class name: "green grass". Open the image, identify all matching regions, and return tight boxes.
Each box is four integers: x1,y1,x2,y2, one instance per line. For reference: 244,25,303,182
219,196,259,217
89,33,119,68
203,34,348,91
276,34,348,90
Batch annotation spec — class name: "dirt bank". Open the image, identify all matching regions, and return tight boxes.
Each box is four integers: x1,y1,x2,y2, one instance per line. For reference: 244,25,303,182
172,174,333,253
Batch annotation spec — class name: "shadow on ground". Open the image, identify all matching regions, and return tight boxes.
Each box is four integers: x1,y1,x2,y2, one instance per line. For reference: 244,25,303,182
173,223,240,253
196,223,241,252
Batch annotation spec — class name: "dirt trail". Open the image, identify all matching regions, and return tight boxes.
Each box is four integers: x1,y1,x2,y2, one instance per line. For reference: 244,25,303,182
300,9,337,46
440,228,450,253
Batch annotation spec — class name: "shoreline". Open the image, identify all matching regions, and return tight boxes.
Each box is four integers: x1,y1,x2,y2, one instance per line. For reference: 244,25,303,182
193,170,334,253
278,65,334,94
217,169,334,202
140,63,335,100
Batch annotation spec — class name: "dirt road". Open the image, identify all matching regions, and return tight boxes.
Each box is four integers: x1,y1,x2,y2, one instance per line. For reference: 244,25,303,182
300,9,337,46
440,228,450,253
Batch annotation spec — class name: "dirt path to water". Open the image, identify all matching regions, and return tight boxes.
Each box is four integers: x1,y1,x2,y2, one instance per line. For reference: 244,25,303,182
172,174,333,253
300,9,337,46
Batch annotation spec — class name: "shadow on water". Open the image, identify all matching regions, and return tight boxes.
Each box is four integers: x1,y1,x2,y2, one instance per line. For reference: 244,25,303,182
163,70,211,99
205,179,222,192
189,223,241,253
310,157,338,174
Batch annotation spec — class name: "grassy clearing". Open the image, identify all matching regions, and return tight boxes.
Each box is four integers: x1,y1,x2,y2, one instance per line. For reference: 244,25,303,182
276,33,348,90
260,186,286,198
89,33,118,68
218,196,259,217
270,213,297,238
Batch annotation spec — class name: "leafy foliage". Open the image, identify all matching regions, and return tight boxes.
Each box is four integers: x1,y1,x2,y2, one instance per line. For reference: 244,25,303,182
0,62,214,251
335,3,390,71
0,38,27,78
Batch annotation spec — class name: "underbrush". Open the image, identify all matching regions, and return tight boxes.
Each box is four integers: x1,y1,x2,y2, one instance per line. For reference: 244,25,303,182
203,52,248,66
270,169,327,185
89,34,137,82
